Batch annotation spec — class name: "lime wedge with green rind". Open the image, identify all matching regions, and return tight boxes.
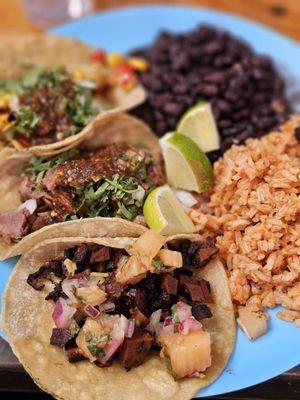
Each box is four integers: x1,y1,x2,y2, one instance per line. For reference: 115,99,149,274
177,101,220,152
143,185,195,235
160,132,214,193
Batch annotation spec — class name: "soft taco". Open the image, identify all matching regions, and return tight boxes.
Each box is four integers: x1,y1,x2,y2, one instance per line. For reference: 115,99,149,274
0,34,146,161
0,112,162,260
2,227,236,400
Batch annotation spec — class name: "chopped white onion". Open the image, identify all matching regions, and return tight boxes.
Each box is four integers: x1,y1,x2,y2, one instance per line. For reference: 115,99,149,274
172,189,198,208
62,278,81,304
10,96,20,113
147,309,162,334
18,199,37,215
132,185,146,202
77,79,97,89
176,302,192,322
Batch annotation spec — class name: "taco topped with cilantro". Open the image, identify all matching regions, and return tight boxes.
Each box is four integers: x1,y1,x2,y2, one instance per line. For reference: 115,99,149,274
0,34,146,159
2,228,235,400
0,112,161,260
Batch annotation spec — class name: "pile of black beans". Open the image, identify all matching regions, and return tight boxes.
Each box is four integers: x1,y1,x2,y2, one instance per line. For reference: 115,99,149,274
131,25,291,160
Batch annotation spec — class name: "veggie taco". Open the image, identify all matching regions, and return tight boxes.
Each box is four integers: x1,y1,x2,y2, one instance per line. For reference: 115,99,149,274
0,34,146,161
0,112,162,260
2,226,235,400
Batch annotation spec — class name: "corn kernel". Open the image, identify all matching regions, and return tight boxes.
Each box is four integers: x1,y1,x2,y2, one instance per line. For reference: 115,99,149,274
73,69,85,79
127,57,149,72
11,139,23,151
106,52,124,68
0,93,12,109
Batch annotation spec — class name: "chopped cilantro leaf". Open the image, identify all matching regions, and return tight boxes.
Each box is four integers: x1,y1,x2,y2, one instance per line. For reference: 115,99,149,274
15,106,39,135
153,258,165,272
85,333,108,358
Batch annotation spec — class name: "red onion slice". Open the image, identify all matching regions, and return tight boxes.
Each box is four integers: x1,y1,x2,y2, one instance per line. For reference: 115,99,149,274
178,316,202,335
100,315,128,364
162,318,174,335
52,297,76,329
84,304,100,319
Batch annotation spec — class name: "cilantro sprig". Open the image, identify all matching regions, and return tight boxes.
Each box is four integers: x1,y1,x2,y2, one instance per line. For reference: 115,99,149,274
75,173,144,221
25,151,73,189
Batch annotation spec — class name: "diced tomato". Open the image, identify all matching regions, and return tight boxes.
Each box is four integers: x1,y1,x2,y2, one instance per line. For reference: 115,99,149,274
115,64,137,90
90,48,106,63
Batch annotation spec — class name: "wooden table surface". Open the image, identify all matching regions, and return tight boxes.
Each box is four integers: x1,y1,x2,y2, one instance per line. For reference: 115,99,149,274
0,0,300,41
0,0,299,398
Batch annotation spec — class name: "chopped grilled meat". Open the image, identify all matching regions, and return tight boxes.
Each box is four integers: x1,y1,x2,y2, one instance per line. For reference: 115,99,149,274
162,274,178,295
19,84,74,139
19,177,35,201
179,275,212,303
192,237,218,267
152,292,172,311
64,246,76,260
30,212,52,232
130,308,150,328
0,209,30,243
27,260,65,291
90,246,110,263
45,282,66,302
119,327,154,369
66,347,87,363
192,303,213,321
73,244,90,267
50,328,73,348
132,286,148,315
72,268,91,280
105,273,125,299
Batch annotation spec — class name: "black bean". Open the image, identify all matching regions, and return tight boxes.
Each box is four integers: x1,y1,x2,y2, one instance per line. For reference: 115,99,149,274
130,24,291,153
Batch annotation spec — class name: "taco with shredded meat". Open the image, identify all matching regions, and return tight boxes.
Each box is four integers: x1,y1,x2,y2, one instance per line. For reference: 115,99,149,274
0,34,146,161
0,112,161,260
2,227,235,400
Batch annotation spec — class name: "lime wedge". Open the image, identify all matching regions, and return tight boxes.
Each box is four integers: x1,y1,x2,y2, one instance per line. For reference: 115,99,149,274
143,185,195,235
177,102,220,152
160,132,213,193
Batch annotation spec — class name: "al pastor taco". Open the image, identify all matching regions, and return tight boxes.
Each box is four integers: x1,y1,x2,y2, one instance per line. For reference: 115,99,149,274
2,228,236,400
0,34,146,160
0,112,162,260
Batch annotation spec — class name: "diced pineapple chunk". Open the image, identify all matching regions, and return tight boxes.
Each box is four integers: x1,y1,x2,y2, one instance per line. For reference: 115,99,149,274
76,317,110,362
115,255,148,284
161,330,211,377
76,285,106,306
157,249,183,270
131,230,166,260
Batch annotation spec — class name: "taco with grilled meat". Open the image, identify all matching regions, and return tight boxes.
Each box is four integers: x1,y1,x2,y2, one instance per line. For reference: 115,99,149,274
0,112,162,260
2,227,235,400
0,34,146,161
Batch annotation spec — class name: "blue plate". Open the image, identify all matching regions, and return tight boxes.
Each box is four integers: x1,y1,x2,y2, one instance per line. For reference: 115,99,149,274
1,5,300,397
